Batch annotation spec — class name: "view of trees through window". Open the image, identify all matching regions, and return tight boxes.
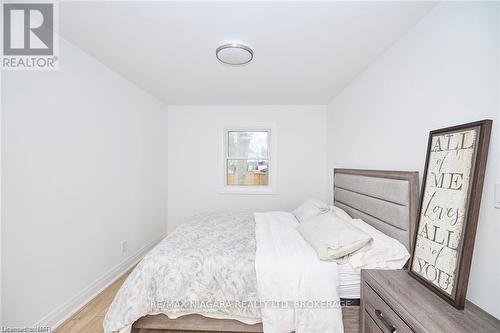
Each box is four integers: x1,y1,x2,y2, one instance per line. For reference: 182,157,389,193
226,131,269,186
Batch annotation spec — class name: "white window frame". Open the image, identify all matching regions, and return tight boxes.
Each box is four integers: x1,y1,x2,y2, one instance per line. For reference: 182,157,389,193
219,124,277,195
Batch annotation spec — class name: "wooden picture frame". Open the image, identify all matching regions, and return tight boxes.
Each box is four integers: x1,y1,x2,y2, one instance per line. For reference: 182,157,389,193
409,120,492,309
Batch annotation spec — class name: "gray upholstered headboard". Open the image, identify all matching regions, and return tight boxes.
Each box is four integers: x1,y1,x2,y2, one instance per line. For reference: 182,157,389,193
333,169,419,252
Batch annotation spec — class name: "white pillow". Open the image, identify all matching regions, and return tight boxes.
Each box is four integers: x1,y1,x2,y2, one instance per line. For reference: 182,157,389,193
297,213,372,260
344,218,410,270
330,205,352,221
293,198,330,223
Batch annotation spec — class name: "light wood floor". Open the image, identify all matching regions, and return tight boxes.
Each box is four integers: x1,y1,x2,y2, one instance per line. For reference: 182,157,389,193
54,270,131,333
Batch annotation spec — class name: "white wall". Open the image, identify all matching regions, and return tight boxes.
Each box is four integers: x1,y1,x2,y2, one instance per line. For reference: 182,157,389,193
167,105,326,232
327,2,499,318
0,67,2,326
1,38,168,326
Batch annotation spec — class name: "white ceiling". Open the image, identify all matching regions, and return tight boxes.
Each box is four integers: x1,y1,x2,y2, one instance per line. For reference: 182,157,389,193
60,1,436,105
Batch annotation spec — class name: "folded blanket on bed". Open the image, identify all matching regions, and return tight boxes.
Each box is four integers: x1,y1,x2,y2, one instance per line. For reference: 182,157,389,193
254,212,344,333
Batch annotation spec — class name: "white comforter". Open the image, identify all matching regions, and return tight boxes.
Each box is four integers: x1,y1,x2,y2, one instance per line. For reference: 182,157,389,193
255,212,343,333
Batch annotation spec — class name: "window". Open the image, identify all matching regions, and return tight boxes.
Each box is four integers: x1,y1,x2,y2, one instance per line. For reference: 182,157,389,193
222,127,275,193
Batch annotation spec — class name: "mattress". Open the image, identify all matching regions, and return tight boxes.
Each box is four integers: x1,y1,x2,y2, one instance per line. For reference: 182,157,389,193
338,263,361,299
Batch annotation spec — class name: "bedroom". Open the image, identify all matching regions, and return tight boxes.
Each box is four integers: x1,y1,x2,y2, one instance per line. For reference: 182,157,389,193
1,1,499,332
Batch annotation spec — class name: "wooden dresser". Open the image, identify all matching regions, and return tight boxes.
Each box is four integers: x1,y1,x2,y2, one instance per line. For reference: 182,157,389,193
361,269,500,333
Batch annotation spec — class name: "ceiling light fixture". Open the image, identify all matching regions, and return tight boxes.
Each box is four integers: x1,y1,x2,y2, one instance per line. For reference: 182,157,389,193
216,43,253,65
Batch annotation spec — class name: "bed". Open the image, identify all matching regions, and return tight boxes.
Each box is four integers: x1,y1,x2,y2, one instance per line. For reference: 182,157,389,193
106,169,419,333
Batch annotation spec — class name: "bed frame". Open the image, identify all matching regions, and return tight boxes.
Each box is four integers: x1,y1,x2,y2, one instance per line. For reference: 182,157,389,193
131,169,419,333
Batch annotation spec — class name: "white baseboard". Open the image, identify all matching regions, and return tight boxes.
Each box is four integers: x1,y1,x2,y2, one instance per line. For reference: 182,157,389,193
34,233,166,330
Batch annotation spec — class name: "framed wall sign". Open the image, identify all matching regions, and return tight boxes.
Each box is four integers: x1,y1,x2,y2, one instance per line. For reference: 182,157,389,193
409,120,492,309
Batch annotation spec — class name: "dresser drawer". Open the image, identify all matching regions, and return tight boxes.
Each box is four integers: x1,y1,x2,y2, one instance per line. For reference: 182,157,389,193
361,270,500,333
363,281,412,333
364,310,383,333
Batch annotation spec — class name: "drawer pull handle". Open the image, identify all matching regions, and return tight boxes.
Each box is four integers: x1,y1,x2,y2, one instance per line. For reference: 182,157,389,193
375,309,397,333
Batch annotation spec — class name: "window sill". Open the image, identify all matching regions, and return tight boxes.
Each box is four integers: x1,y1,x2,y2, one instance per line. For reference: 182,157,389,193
218,186,277,195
